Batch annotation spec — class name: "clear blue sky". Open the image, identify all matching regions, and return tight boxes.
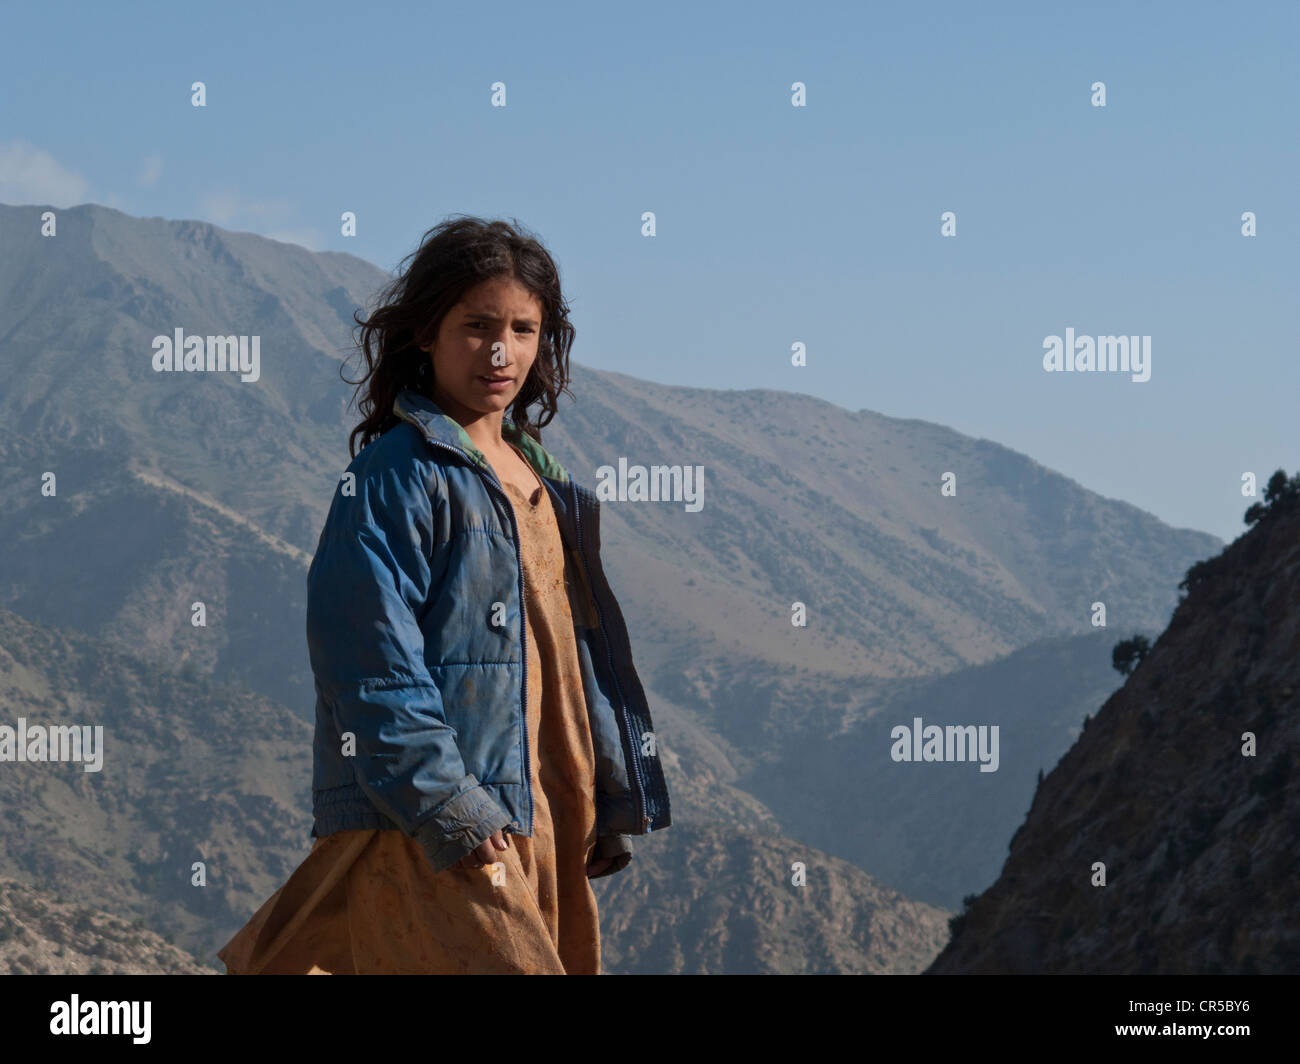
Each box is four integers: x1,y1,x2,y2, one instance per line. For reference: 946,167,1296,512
3,0,1296,542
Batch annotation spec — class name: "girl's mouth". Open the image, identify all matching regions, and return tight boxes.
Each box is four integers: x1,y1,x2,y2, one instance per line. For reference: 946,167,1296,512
479,376,514,392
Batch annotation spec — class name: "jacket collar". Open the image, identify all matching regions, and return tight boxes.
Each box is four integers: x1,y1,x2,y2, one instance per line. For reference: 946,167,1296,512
392,388,572,484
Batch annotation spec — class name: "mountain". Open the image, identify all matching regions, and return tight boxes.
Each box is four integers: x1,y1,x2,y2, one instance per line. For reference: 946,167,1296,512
730,631,1126,909
504,368,1220,685
0,203,377,553
0,204,1219,712
926,484,1300,973
0,201,1236,970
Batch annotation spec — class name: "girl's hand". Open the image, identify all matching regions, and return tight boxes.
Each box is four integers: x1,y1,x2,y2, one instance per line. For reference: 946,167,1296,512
457,829,509,869
456,832,618,875
585,857,615,877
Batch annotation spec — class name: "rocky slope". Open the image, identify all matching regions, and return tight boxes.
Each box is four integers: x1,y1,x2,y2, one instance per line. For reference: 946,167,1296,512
0,877,217,974
598,823,948,974
0,607,949,973
926,481,1300,973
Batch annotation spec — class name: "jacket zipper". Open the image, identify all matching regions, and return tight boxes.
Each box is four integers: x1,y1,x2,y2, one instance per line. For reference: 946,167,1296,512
569,480,652,834
420,437,534,836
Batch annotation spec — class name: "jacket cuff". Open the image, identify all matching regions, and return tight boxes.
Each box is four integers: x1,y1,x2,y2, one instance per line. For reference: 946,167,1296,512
589,833,634,879
414,780,514,873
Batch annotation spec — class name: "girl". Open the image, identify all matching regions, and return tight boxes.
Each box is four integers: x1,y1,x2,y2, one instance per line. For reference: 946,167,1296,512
217,216,671,975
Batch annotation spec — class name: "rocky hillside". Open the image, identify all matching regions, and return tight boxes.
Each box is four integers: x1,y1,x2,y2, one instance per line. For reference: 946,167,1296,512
926,476,1300,973
0,877,217,974
598,823,948,974
0,607,312,961
0,607,949,973
0,435,314,713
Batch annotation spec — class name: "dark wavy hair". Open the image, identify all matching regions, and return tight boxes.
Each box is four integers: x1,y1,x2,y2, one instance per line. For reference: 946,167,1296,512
343,215,576,459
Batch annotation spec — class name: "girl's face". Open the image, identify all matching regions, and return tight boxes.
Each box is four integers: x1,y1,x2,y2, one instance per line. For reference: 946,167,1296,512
420,275,543,423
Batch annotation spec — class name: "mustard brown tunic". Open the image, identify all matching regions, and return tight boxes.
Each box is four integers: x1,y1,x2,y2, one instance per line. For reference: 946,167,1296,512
216,443,602,974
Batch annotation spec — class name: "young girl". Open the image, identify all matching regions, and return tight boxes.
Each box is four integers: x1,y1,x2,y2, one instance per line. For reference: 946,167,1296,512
217,216,671,975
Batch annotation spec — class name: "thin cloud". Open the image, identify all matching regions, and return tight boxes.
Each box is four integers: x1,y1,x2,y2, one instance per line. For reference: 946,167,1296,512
265,227,326,251
137,152,163,187
200,189,295,226
199,189,321,249
0,140,90,207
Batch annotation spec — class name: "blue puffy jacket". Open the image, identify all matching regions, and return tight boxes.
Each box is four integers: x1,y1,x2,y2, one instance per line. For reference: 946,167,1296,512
305,388,671,877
